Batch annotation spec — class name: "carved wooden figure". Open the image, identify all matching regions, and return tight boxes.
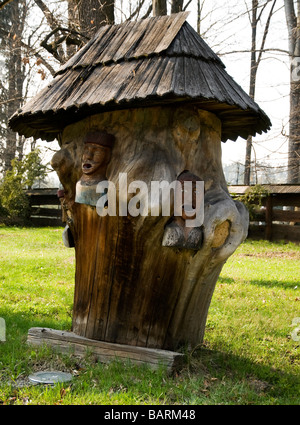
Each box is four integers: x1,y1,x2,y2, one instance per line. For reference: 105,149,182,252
162,170,204,250
50,106,249,350
75,131,114,206
9,13,271,360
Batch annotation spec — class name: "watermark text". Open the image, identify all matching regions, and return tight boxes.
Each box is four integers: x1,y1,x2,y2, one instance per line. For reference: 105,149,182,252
95,173,204,228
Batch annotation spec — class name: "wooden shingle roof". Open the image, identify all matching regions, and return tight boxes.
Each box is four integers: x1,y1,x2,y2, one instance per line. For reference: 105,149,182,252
9,12,271,142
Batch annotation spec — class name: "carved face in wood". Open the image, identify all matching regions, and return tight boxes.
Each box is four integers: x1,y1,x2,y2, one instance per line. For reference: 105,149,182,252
81,143,111,180
177,171,202,221
162,170,204,250
80,131,115,184
51,140,81,209
75,131,115,206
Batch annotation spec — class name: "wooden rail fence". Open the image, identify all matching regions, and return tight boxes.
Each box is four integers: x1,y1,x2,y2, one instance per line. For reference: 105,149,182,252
229,185,300,243
25,188,63,227
25,186,300,242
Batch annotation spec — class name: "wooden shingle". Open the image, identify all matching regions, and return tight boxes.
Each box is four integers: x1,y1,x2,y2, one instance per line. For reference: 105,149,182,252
9,12,271,142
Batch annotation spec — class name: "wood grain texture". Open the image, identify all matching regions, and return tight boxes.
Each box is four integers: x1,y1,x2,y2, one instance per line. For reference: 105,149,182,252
52,106,249,351
27,327,184,371
9,13,271,143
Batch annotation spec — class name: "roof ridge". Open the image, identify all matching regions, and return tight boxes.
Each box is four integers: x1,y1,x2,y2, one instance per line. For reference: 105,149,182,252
55,52,222,77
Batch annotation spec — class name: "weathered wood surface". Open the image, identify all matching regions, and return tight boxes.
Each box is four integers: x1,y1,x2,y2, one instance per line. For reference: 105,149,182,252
249,223,300,242
265,195,273,241
24,189,63,226
272,209,300,222
26,190,60,206
51,106,249,351
31,207,61,217
229,184,300,195
267,194,300,208
27,327,184,372
30,217,63,227
229,186,300,242
9,13,270,143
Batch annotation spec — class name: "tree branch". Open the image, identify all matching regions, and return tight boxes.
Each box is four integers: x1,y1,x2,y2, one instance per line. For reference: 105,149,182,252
141,3,153,19
0,26,56,76
33,0,68,62
40,26,89,64
124,0,147,21
0,0,14,10
219,47,289,56
33,0,60,31
183,0,193,11
257,0,277,68
257,0,271,22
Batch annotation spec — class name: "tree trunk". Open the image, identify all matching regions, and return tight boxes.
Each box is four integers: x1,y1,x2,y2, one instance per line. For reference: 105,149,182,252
51,106,249,351
75,0,115,38
288,65,300,183
3,0,25,171
171,0,184,13
152,0,167,16
244,135,252,185
197,0,201,34
244,0,276,185
244,0,258,185
284,0,300,183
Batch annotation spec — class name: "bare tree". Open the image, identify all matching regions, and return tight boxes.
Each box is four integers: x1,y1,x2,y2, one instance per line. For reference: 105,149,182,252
152,0,167,15
171,0,184,12
284,0,300,183
243,0,277,185
1,0,27,171
0,0,14,10
73,0,115,38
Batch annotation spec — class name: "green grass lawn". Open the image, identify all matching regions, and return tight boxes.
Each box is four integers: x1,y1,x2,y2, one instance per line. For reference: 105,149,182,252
0,227,299,405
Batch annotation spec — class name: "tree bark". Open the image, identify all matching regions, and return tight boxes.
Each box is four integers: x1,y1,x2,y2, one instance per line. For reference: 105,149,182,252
153,0,167,16
284,0,300,183
52,106,249,350
244,0,276,185
288,65,300,183
3,0,26,171
75,0,115,38
0,0,14,10
171,0,184,13
244,0,258,185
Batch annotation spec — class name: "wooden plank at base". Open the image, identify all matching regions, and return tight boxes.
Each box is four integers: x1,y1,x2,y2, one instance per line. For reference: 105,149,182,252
27,328,184,372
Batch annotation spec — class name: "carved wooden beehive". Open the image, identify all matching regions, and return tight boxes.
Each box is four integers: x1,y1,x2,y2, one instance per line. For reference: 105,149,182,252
9,13,270,351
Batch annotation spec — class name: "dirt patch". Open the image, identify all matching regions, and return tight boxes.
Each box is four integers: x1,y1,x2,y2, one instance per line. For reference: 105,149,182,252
240,251,300,259
63,256,75,265
249,378,270,393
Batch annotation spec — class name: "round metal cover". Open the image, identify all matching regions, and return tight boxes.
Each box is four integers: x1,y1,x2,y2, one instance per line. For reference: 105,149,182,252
28,371,73,385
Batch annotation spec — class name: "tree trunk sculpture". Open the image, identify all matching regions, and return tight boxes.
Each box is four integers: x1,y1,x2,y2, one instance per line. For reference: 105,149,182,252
51,105,249,351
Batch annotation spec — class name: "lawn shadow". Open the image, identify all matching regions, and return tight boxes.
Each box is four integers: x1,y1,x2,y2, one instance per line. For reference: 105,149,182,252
249,279,299,290
0,309,72,344
218,275,298,290
218,276,235,284
1,312,299,404
188,344,300,404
